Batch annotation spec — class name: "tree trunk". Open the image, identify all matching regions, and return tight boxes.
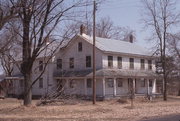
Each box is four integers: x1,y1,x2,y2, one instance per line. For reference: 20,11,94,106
23,72,32,106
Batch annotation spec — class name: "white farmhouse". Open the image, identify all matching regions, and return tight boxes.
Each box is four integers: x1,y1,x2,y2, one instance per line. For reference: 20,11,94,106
5,28,158,99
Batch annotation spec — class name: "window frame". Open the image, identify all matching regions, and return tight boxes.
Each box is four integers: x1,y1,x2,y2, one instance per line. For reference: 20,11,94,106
140,59,145,70
69,58,74,69
78,42,82,52
129,58,134,69
108,56,113,68
148,60,152,70
57,58,62,69
106,78,114,88
149,80,153,87
117,78,123,87
86,56,91,68
117,57,122,69
19,80,24,87
39,60,43,71
69,80,76,88
87,78,92,88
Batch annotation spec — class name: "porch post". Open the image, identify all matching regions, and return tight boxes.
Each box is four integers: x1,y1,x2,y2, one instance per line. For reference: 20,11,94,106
102,77,105,97
84,78,87,95
152,79,156,93
133,79,135,95
147,79,150,95
113,78,117,96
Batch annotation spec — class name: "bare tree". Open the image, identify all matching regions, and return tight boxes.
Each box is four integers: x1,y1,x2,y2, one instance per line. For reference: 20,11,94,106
0,0,20,54
65,16,134,41
0,0,94,106
167,33,180,95
141,0,180,101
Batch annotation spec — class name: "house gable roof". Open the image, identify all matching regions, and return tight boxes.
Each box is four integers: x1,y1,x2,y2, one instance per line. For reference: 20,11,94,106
79,34,152,57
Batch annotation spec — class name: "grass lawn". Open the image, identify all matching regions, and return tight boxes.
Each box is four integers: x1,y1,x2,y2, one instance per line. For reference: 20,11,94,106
0,96,180,121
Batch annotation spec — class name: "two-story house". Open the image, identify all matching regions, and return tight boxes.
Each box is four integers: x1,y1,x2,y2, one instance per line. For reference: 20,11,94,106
53,32,157,98
5,28,158,99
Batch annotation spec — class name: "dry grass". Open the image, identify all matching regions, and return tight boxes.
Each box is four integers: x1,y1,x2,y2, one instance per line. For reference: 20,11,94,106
0,96,180,121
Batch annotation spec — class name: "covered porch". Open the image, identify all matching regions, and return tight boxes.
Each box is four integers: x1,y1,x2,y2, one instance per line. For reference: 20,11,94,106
54,69,158,98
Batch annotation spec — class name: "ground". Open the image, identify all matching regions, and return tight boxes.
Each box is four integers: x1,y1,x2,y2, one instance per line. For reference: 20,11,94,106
0,96,180,121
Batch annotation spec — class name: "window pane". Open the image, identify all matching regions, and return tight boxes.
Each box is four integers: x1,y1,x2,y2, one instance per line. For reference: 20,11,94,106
86,56,91,67
108,56,113,68
148,60,152,70
149,80,153,87
129,58,134,69
87,78,92,88
78,42,82,52
19,80,24,87
39,61,43,71
69,80,76,88
57,59,62,69
106,78,113,88
69,58,74,68
117,78,123,87
140,59,145,69
118,57,122,69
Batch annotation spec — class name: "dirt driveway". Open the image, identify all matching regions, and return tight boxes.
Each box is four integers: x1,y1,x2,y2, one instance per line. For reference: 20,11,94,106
0,96,180,121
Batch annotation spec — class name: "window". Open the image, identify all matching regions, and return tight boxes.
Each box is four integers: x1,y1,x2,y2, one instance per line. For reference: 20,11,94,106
69,80,76,88
108,56,113,68
19,80,24,87
86,56,91,68
129,58,134,69
39,60,43,71
140,59,145,70
117,57,122,69
140,79,145,87
117,78,123,87
87,78,92,88
57,79,65,91
106,78,113,88
57,59,62,69
69,58,74,69
148,60,152,70
149,80,153,87
39,78,43,88
78,42,82,52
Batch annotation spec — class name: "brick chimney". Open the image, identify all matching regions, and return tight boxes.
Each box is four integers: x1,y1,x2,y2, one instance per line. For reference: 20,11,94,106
80,24,86,35
129,34,133,43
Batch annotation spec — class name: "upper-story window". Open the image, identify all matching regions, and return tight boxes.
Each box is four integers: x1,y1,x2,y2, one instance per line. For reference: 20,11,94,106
86,56,91,68
57,59,62,69
117,57,122,69
39,60,43,71
78,42,82,52
129,58,134,69
69,58,74,69
140,59,145,70
108,56,113,68
148,60,152,70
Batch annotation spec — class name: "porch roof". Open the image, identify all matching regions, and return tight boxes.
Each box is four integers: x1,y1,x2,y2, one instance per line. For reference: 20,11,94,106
54,69,159,79
5,74,24,80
